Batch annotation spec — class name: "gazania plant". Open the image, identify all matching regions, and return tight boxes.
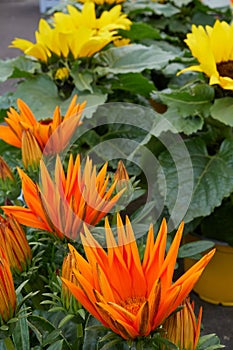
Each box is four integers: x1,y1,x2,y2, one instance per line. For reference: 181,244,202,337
2,154,125,240
62,215,215,346
0,95,86,160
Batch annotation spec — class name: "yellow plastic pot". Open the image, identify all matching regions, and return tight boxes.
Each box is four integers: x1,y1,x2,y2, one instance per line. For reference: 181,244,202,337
183,236,233,306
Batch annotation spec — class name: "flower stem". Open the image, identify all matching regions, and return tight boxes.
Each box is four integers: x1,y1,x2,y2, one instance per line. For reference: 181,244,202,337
4,337,15,350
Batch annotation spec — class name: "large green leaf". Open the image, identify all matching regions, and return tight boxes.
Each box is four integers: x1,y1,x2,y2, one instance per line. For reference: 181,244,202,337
158,138,233,225
94,44,177,76
156,83,215,118
210,97,233,127
10,76,106,119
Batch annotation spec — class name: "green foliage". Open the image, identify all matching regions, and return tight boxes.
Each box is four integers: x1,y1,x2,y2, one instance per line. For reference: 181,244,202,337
158,138,233,243
0,0,231,348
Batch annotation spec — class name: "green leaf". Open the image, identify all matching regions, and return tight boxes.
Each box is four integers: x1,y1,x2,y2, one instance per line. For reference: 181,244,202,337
172,0,193,6
11,56,40,78
12,293,32,350
94,44,177,76
27,315,71,350
178,240,215,258
157,83,215,118
120,22,161,41
158,138,233,225
210,97,233,127
47,340,64,350
28,315,56,345
198,333,225,350
71,70,93,93
0,59,14,82
12,75,62,118
0,57,40,82
58,314,75,329
111,73,155,97
160,107,204,135
124,1,180,17
9,75,106,119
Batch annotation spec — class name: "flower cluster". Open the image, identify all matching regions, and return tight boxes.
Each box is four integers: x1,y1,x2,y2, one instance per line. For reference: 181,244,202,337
10,3,131,62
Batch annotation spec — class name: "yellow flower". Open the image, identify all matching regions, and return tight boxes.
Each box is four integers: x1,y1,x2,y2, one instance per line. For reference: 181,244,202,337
55,67,70,81
0,95,85,155
96,5,132,32
2,155,124,240
0,247,16,323
10,3,131,62
113,38,131,47
0,215,32,274
178,20,233,90
62,215,215,340
162,298,202,350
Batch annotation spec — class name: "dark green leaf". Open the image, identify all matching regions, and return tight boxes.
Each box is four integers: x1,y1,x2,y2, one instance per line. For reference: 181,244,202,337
158,138,233,225
111,73,155,97
120,22,161,41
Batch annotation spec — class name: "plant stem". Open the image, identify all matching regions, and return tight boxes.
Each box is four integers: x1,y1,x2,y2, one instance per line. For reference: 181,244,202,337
4,337,15,350
136,340,144,350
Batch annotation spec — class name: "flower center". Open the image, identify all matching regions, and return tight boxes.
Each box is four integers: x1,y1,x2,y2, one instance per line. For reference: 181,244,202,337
120,296,146,315
39,119,53,125
217,60,233,79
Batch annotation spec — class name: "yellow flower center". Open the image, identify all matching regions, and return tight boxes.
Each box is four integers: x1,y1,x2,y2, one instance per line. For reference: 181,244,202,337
121,296,146,315
217,61,233,79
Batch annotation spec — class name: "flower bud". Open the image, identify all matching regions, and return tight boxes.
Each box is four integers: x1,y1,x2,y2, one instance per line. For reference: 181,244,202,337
0,247,16,324
61,248,82,312
22,129,42,170
162,298,202,350
0,215,32,274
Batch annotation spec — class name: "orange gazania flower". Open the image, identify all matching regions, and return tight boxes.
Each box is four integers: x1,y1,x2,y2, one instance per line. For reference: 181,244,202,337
0,95,86,155
162,298,202,350
0,247,16,324
2,155,124,240
62,215,215,340
0,215,32,274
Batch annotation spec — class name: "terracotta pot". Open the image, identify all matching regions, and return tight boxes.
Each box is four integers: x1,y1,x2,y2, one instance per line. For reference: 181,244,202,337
183,235,233,306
